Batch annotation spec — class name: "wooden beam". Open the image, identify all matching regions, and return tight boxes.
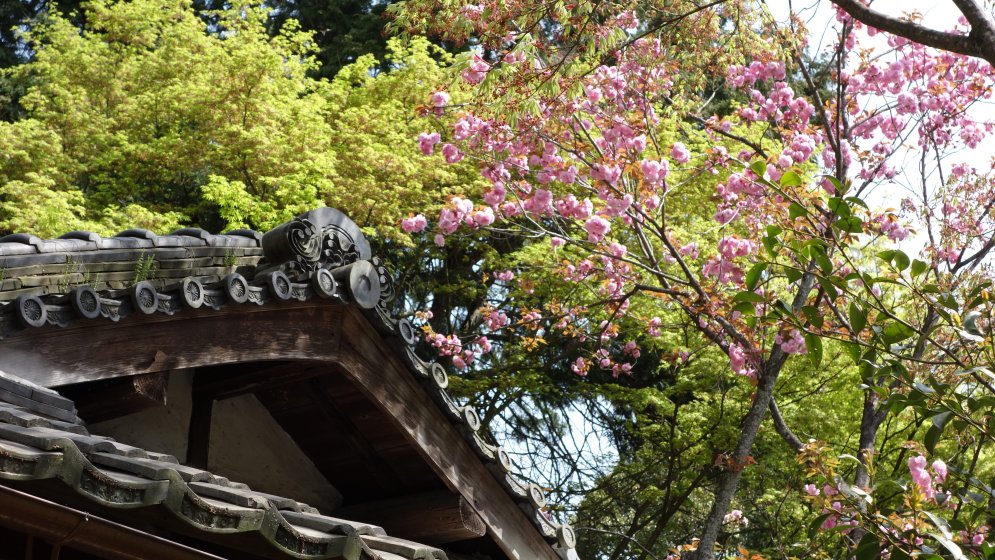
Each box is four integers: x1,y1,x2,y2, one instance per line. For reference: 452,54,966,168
62,372,169,423
335,490,486,544
309,378,407,495
186,393,213,469
0,302,344,388
193,361,322,401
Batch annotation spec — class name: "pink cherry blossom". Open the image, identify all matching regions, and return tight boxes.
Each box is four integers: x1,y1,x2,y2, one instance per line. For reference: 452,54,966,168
729,343,756,378
670,142,690,163
909,455,936,499
418,132,441,155
678,242,699,259
584,216,611,243
640,159,669,185
441,143,464,163
932,459,948,483
483,308,510,330
571,357,589,377
775,329,807,354
400,214,428,233
461,53,490,84
430,91,451,107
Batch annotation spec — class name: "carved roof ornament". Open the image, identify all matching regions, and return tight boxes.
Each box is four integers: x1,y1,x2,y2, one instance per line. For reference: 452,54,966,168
258,209,388,311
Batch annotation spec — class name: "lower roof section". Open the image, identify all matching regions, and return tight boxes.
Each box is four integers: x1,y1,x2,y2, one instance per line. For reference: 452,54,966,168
0,484,225,560
0,386,447,560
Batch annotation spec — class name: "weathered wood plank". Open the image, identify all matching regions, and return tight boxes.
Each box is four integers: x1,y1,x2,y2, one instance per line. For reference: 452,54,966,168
193,361,322,401
0,303,344,387
63,371,169,423
337,307,559,560
335,490,486,544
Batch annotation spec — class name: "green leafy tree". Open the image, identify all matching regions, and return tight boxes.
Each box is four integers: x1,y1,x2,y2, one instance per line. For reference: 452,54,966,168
0,0,480,238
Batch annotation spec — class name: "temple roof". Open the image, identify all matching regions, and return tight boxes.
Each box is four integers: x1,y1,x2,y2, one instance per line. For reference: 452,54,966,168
0,208,577,560
0,371,445,559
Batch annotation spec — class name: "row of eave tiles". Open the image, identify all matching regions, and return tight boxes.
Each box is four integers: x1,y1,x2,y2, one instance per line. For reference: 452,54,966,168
0,396,447,560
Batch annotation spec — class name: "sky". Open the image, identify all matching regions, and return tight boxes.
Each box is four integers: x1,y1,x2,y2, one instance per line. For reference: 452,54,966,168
767,0,965,37
766,0,995,258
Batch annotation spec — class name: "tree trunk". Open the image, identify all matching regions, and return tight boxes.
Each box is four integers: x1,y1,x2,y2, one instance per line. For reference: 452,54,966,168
687,359,782,560
688,269,817,560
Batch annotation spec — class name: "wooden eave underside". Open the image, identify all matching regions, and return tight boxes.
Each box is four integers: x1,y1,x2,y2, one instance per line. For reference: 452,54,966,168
0,300,562,560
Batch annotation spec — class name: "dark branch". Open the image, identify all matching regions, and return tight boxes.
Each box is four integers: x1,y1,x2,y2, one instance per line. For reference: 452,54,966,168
828,0,995,66
769,398,804,452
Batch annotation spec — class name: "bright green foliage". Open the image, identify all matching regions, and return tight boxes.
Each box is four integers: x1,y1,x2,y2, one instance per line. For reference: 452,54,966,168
1,0,480,238
320,40,487,240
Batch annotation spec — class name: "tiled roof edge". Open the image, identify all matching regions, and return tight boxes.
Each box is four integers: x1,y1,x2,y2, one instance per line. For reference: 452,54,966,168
0,407,446,560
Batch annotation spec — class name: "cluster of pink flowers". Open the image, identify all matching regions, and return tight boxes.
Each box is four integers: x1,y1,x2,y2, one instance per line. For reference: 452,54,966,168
592,347,632,377
425,329,497,371
726,59,786,87
441,143,463,163
437,197,496,233
400,214,428,233
670,142,690,164
640,158,669,186
621,341,641,359
418,132,441,155
964,527,988,547
722,509,749,528
871,213,910,242
571,356,589,377
702,236,757,285
462,53,490,84
483,307,510,330
426,332,463,357
728,343,756,379
775,329,807,355
801,482,859,532
584,216,611,243
647,317,663,337
908,455,947,500
430,91,450,107
459,4,483,20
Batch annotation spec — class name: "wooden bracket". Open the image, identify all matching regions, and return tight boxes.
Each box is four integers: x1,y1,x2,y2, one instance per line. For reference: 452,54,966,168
64,372,169,424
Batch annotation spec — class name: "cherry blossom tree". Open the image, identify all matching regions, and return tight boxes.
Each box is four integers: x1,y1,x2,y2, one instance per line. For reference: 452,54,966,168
390,0,995,557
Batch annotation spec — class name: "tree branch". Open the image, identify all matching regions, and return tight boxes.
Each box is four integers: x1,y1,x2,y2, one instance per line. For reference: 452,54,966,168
769,398,804,452
828,0,995,65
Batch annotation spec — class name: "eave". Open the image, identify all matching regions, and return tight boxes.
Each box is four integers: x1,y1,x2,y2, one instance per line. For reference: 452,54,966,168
0,207,578,560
